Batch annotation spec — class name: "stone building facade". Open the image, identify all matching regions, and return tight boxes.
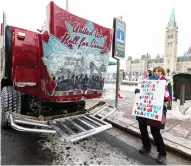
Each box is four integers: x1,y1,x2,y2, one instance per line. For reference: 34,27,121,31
126,8,191,79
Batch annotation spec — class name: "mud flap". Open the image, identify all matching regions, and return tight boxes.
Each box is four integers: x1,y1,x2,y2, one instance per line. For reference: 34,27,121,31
49,102,116,143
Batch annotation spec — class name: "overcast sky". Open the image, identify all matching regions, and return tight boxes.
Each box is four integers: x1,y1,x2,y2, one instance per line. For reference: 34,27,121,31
1,0,191,70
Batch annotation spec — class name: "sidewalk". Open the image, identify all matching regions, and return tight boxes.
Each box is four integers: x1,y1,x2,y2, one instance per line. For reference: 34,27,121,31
86,93,191,160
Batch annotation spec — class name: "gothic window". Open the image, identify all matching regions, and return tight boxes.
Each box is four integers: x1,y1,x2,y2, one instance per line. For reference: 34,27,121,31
167,34,174,39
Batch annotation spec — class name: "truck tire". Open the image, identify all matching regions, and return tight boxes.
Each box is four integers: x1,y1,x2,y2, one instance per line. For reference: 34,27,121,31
1,86,21,128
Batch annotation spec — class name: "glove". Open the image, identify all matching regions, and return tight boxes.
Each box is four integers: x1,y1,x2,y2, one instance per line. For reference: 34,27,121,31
134,88,140,94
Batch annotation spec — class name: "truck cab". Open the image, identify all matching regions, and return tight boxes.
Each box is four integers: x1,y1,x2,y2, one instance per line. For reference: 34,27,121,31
0,1,115,143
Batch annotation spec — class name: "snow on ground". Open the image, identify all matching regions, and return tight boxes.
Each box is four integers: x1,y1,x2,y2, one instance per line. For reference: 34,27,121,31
120,85,137,92
167,106,191,120
104,83,137,93
122,80,138,84
102,83,136,99
38,134,141,165
168,100,191,120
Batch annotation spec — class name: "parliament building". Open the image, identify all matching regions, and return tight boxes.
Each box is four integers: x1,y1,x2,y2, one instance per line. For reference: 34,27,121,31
126,8,191,79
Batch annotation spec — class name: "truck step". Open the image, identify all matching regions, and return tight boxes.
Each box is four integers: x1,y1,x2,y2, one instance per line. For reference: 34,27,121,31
49,114,112,143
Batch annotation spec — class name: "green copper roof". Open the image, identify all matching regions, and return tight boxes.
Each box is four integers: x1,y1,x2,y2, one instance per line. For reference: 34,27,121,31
168,8,176,26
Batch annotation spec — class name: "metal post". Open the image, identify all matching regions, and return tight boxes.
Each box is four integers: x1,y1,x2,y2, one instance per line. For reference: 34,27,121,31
2,11,7,47
180,84,185,105
66,0,69,11
112,16,125,109
115,59,120,109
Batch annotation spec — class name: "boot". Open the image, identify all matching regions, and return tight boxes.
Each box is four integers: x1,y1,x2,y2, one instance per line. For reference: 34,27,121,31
156,154,167,164
139,146,151,154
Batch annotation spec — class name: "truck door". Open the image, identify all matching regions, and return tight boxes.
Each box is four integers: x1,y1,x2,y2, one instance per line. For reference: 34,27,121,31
12,27,40,96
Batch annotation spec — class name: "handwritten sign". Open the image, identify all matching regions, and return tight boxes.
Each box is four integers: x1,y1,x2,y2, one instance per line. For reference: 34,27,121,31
132,80,166,121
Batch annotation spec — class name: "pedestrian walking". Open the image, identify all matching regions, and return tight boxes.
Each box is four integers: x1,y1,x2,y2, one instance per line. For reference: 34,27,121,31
135,66,172,164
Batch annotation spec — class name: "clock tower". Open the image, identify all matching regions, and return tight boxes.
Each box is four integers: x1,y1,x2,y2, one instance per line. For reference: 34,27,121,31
163,8,178,74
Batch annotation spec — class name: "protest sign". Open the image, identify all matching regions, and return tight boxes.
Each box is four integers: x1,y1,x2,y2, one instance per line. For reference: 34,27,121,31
132,80,166,121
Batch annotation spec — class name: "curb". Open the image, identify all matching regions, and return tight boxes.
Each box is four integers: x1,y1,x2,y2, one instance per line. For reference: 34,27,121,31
102,117,191,161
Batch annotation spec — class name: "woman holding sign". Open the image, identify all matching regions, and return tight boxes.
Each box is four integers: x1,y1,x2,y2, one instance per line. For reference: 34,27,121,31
135,66,172,164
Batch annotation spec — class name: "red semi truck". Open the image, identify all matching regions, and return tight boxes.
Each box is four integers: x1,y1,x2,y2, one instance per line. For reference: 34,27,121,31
0,1,115,142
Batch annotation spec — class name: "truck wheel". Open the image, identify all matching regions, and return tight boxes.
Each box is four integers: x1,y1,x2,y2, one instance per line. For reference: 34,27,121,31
1,86,21,128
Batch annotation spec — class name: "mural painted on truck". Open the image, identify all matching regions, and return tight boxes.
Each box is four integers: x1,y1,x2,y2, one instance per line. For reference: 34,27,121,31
42,11,113,93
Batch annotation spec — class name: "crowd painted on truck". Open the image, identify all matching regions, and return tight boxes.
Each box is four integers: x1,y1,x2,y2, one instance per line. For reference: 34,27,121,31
53,74,104,91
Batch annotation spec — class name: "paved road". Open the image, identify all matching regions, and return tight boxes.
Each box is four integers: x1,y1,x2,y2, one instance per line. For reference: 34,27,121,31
1,127,191,165
1,128,55,165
